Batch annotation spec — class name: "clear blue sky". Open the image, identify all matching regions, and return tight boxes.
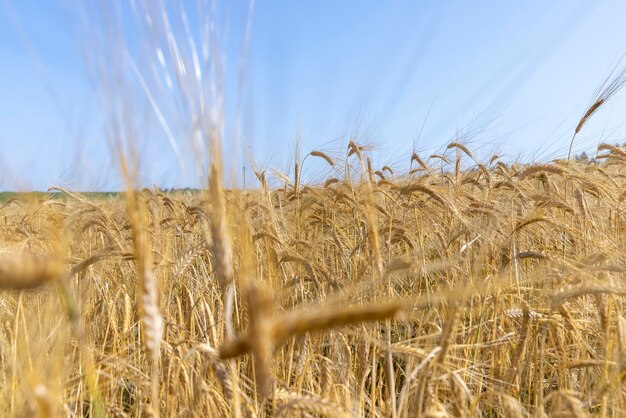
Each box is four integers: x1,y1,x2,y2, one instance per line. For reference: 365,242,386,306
1,1,626,190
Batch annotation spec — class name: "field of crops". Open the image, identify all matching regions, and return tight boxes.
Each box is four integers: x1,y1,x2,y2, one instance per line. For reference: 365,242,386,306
2,141,626,417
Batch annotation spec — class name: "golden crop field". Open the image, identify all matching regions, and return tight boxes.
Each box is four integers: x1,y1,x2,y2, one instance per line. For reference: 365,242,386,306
2,138,626,417
6,2,626,417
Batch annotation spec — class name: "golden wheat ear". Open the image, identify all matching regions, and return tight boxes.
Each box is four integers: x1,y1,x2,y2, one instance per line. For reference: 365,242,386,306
568,60,626,161
0,252,63,290
309,150,336,168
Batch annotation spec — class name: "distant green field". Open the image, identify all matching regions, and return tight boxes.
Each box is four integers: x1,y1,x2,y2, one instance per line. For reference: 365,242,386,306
0,189,206,203
0,191,121,203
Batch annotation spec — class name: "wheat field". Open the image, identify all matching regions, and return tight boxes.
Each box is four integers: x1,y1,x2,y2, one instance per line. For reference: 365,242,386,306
4,3,626,416
2,138,626,417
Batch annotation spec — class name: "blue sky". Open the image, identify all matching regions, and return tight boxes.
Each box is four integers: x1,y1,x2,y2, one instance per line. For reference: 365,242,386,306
1,1,626,190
